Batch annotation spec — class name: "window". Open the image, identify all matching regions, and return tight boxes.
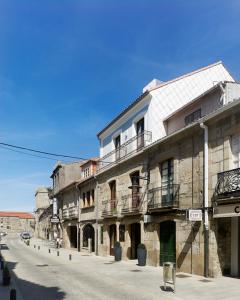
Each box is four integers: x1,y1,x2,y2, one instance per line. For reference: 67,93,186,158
119,224,125,242
115,135,121,161
161,159,174,205
83,167,90,178
86,191,91,207
130,171,140,208
100,226,104,244
91,189,95,204
136,118,145,149
231,135,240,168
83,193,86,207
185,109,201,126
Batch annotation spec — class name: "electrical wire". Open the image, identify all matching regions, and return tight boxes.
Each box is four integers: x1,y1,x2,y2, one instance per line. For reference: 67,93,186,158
0,145,71,162
0,142,86,161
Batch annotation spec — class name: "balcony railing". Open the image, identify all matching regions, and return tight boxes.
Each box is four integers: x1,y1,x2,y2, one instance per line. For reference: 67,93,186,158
215,167,240,199
101,199,118,218
98,131,152,172
147,184,180,210
121,193,143,215
62,206,78,220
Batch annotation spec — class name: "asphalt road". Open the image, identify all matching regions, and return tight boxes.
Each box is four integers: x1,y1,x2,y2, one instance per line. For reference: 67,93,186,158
1,235,240,300
0,235,166,300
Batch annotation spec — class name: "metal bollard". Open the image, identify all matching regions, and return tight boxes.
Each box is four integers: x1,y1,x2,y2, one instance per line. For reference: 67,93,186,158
57,251,59,256
48,249,51,253
88,238,92,253
38,246,40,250
0,259,4,270
163,262,176,293
10,288,16,300
69,254,72,261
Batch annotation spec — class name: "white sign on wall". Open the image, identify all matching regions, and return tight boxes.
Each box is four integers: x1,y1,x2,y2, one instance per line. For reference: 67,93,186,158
53,198,57,216
188,209,202,221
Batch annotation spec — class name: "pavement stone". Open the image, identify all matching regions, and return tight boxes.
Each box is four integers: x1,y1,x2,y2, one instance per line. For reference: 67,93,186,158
1,236,240,300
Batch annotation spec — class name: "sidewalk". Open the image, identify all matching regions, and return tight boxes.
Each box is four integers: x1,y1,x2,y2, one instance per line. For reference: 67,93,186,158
29,237,240,300
2,237,240,300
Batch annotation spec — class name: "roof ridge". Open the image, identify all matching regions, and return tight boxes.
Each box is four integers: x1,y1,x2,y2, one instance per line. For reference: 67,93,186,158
149,61,223,92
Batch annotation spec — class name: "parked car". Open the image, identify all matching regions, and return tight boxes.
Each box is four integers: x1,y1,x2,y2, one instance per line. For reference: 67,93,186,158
20,232,31,240
0,232,7,237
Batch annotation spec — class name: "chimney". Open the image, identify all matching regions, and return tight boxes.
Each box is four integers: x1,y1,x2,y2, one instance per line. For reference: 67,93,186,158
143,79,164,93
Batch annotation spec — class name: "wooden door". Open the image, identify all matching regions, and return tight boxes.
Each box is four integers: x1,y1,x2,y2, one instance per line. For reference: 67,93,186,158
160,221,176,265
110,224,116,256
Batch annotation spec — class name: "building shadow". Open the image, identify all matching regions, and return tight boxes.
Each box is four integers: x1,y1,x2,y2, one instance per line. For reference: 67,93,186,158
3,261,66,300
177,222,200,269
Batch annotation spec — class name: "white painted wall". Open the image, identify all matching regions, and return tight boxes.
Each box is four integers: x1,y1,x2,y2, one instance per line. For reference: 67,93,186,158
99,62,234,158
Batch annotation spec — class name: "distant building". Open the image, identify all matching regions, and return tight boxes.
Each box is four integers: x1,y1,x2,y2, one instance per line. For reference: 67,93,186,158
51,160,85,247
0,211,35,234
34,187,53,240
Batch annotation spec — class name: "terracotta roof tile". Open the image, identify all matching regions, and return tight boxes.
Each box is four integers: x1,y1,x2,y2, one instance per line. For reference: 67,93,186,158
0,211,34,219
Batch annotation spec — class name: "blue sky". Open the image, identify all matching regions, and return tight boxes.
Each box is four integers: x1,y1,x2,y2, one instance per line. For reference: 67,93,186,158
0,0,239,212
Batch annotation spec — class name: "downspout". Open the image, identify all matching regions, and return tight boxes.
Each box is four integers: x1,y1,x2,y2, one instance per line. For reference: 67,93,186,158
200,123,209,278
76,184,81,252
219,82,226,105
94,175,99,256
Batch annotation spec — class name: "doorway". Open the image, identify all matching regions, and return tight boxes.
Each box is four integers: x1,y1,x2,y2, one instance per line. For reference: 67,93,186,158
160,221,176,265
69,226,77,248
83,224,95,252
130,223,141,259
109,224,116,256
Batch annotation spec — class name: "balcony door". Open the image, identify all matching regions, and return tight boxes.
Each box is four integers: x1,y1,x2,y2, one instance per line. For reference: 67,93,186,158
131,171,140,208
136,118,144,149
232,135,240,168
109,180,116,210
115,135,121,161
161,159,173,206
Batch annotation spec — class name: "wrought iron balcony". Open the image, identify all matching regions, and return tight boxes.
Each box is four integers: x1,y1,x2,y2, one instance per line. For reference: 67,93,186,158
121,193,143,215
62,206,78,220
101,199,118,218
147,184,180,211
215,167,240,199
98,131,152,172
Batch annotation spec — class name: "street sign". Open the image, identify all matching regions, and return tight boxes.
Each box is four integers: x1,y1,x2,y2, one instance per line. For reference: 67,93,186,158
51,217,60,224
188,209,202,221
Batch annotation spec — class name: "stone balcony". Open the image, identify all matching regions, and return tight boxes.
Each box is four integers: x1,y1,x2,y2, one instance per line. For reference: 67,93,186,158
62,206,78,220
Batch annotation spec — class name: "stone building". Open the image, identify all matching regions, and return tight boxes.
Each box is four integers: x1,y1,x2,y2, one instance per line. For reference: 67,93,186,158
0,211,35,234
34,187,53,240
95,61,240,278
78,158,99,253
51,161,83,249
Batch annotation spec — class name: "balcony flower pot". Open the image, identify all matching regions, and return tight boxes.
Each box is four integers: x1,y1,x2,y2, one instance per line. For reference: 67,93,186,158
2,265,11,286
137,244,147,266
114,242,122,262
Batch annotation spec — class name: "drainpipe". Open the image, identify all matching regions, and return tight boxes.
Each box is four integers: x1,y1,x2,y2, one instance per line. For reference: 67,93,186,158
76,184,81,252
94,175,99,256
219,82,226,105
200,123,209,277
